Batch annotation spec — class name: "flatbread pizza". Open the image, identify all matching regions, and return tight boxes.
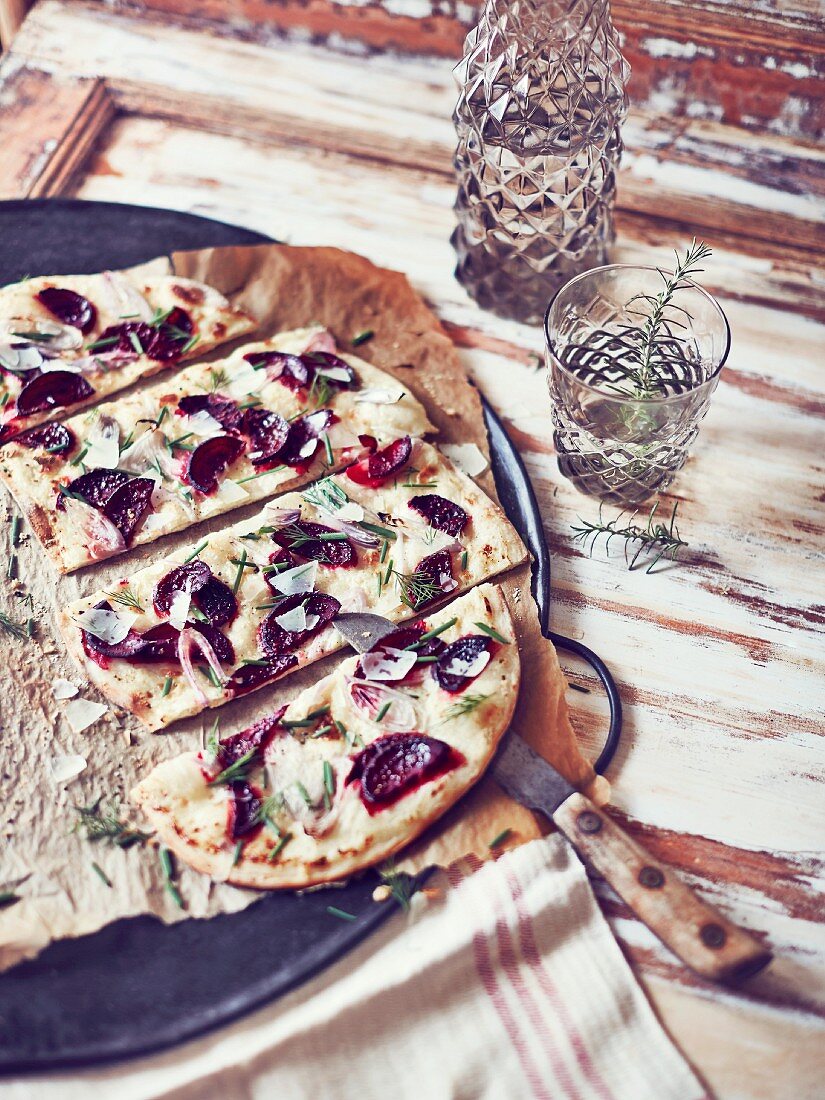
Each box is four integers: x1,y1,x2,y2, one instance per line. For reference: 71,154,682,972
131,585,519,888
0,270,255,439
0,327,433,573
60,440,527,730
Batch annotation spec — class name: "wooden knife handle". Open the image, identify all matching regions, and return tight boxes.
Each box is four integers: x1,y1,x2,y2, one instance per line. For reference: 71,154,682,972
553,792,772,984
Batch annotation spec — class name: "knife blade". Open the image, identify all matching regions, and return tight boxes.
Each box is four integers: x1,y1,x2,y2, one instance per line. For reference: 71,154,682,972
491,734,772,984
334,612,399,653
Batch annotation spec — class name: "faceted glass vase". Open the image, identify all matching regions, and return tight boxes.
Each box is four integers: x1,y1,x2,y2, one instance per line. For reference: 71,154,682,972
452,0,629,324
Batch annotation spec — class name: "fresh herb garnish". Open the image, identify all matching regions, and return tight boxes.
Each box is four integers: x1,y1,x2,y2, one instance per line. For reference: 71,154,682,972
6,553,16,581
326,905,357,922
267,832,292,861
474,622,510,644
182,539,209,564
0,891,19,908
207,747,257,787
70,445,89,467
105,585,144,612
208,366,230,392
128,331,144,356
359,521,396,541
91,861,113,888
232,548,249,594
571,500,688,573
161,675,173,697
351,329,374,347
408,617,455,647
159,847,184,909
489,828,513,850
237,466,286,485
231,840,244,867
0,611,29,639
443,693,490,723
73,798,151,848
85,335,119,353
375,701,391,722
378,859,418,911
392,568,443,611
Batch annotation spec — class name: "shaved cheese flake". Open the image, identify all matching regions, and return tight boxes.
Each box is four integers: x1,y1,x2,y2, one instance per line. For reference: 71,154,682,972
73,607,137,644
101,270,153,321
64,698,109,733
83,415,121,470
274,604,309,632
186,410,224,437
353,388,402,405
442,650,491,679
227,362,262,398
441,442,488,478
120,429,179,479
325,421,361,451
52,679,79,701
49,754,87,785
269,560,317,596
61,495,126,559
315,364,351,383
168,586,192,631
361,647,418,682
213,478,249,506
336,501,364,522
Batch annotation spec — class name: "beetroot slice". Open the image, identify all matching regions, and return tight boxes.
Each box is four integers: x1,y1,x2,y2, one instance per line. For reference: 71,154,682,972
192,621,235,665
244,351,312,392
346,436,411,487
271,520,355,568
80,602,150,659
102,476,154,544
432,635,491,693
216,708,287,769
178,393,243,433
59,468,130,511
264,548,296,593
407,549,454,610
186,434,245,493
193,576,238,627
36,287,97,333
14,422,75,455
225,654,298,697
347,733,459,810
353,624,445,679
258,592,341,656
243,406,289,466
98,308,193,363
280,409,333,467
15,370,94,416
409,494,468,537
153,560,212,615
229,781,263,840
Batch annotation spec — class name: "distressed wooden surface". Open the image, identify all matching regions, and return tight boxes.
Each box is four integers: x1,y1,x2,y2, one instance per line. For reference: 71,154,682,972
0,1,824,1096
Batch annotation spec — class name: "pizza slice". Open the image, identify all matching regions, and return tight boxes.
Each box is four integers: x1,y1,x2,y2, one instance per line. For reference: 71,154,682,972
60,440,527,731
0,326,434,573
130,584,519,887
0,270,255,439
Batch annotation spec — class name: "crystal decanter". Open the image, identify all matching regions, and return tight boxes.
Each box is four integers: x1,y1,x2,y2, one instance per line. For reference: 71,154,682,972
451,0,629,324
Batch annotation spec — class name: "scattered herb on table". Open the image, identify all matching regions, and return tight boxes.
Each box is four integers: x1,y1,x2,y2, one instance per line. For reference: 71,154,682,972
489,828,513,850
326,905,357,921
378,860,418,911
0,611,29,639
0,891,19,908
351,329,374,347
73,798,152,848
571,500,688,573
91,861,113,888
159,846,184,909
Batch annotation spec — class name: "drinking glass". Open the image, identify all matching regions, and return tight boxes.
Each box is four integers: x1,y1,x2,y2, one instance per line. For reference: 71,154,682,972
545,264,730,506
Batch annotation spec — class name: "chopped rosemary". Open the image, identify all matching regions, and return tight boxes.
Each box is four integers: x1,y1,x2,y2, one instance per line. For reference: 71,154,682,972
474,622,510,645
379,539,390,564
207,747,257,787
85,335,119,352
392,568,443,611
161,675,173,697
378,859,417,911
0,611,29,639
295,781,314,808
375,702,391,722
351,329,374,347
569,682,591,694
443,693,490,723
6,553,16,580
360,521,396,541
410,617,456,647
159,847,184,909
323,432,334,466
401,481,438,489
323,759,335,794
460,550,468,571
181,334,201,355
105,585,144,612
489,828,513,850
70,445,89,467
128,331,144,355
237,466,285,484
571,500,688,573
231,841,244,867
326,905,357,921
0,891,19,908
201,664,223,689
73,798,151,848
267,832,292,861
232,549,248,594
91,861,113,888
182,539,209,564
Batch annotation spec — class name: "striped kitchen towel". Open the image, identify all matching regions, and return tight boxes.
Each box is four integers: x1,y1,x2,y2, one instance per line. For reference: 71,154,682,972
9,835,706,1100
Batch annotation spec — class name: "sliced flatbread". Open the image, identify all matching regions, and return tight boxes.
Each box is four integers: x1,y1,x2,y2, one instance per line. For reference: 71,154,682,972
0,326,434,573
0,270,254,438
60,441,527,731
131,585,519,888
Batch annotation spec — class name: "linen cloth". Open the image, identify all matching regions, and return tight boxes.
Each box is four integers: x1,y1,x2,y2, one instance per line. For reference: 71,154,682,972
2,836,705,1100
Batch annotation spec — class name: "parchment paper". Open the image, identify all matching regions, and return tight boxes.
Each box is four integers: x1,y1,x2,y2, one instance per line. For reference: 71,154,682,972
0,245,598,972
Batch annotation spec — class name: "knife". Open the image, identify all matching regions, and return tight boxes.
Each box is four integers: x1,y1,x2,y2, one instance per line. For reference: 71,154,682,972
335,613,772,984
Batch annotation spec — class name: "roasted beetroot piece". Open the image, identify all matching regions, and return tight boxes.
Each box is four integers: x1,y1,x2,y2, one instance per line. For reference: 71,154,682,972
36,287,97,333
409,494,469,538
80,603,151,660
102,476,154,544
98,307,194,363
14,421,75,455
407,549,454,610
280,409,334,467
432,635,492,694
353,624,444,680
186,434,245,493
118,622,181,664
178,393,243,433
346,436,412,488
271,520,356,568
192,621,235,665
348,733,460,810
258,592,341,656
264,547,296,593
194,576,238,628
225,654,298,697
306,352,357,389
359,434,378,453
15,370,94,416
229,781,263,840
243,406,289,466
58,468,130,511
215,708,287,769
153,560,212,615
244,351,313,392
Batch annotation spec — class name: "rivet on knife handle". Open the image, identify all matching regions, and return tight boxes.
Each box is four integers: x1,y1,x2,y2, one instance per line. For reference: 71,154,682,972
555,793,773,984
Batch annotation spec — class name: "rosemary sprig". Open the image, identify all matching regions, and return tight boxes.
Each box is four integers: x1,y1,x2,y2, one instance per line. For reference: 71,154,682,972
209,366,230,392
443,693,490,723
105,585,144,613
351,329,374,347
207,748,258,787
392,567,442,610
378,859,418,911
0,611,29,639
571,500,688,573
73,798,152,848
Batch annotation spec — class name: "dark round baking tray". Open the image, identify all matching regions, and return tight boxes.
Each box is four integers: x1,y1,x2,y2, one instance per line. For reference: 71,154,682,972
0,199,620,1072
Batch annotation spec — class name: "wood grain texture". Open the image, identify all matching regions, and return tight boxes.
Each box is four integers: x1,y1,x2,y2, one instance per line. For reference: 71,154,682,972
0,0,823,1093
0,0,28,48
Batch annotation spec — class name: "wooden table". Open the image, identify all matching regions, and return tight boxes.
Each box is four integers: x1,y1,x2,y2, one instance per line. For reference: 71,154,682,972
1,2,823,1095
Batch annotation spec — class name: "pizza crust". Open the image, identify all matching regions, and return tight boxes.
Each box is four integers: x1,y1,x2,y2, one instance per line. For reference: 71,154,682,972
131,585,519,888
